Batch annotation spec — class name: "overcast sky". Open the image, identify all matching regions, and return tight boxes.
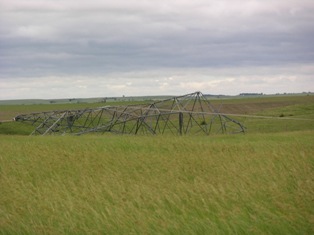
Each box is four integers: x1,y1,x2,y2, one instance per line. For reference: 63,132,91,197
0,0,313,99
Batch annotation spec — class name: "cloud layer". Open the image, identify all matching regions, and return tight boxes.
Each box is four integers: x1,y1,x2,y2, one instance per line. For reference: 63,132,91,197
1,0,313,99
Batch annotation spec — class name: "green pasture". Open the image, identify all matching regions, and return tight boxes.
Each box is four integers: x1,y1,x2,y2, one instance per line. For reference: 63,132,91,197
0,94,313,234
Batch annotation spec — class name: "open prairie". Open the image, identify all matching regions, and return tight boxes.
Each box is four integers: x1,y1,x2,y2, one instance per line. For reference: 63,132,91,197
0,95,313,234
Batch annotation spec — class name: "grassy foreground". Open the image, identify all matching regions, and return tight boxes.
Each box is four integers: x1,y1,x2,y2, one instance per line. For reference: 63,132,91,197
1,131,313,234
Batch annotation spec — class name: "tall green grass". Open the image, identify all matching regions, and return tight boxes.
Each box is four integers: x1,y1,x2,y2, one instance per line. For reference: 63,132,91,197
1,132,313,234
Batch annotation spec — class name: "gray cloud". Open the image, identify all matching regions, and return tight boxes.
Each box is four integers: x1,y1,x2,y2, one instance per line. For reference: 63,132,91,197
0,0,313,99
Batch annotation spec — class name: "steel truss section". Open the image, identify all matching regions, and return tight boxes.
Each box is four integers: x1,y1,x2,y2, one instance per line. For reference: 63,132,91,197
14,91,245,136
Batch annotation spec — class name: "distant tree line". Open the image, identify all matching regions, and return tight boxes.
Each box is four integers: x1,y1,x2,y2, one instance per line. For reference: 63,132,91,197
239,93,264,96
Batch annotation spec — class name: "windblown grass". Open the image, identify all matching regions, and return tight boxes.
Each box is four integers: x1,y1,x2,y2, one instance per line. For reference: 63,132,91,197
1,131,313,234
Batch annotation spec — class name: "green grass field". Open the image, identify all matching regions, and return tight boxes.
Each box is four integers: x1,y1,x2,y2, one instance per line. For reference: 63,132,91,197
0,95,313,234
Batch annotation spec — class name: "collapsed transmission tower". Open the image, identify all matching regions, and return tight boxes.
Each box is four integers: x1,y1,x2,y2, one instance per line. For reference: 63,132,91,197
14,91,245,136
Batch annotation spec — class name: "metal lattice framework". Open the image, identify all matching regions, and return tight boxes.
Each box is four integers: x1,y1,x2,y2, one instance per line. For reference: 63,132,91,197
14,91,245,136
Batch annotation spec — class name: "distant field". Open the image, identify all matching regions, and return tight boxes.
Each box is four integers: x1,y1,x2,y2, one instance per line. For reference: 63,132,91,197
1,94,313,120
1,94,313,135
0,94,313,234
0,101,148,122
